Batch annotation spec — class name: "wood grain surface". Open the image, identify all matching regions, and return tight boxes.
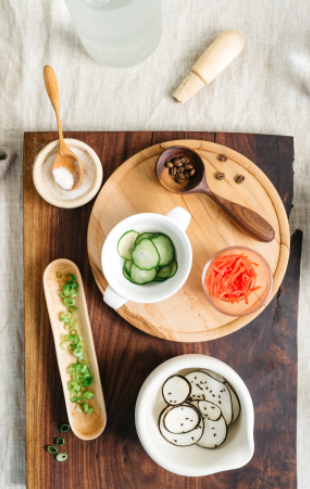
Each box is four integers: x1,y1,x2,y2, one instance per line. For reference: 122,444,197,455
88,138,290,342
24,131,297,489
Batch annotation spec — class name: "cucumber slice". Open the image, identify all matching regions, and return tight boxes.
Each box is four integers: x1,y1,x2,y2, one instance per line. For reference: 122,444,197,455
124,259,132,275
136,232,154,244
117,230,138,259
123,267,133,281
153,277,166,282
151,234,175,266
132,239,160,270
130,264,158,284
157,260,177,279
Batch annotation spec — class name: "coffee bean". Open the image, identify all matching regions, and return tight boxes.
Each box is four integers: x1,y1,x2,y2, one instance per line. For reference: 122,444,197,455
169,167,176,176
184,171,190,178
175,177,184,184
189,169,196,177
176,166,185,174
184,164,194,171
236,175,245,184
219,154,227,162
216,172,225,180
177,173,185,180
165,161,174,168
173,158,183,167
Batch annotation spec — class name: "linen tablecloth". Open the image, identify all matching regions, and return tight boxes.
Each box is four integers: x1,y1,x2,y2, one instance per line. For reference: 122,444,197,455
1,0,309,487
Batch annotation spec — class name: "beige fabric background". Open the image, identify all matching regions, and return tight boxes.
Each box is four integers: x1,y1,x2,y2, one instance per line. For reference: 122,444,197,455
1,0,309,486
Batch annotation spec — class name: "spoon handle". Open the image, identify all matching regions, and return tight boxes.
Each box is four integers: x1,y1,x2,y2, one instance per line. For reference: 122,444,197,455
43,65,65,153
206,190,275,242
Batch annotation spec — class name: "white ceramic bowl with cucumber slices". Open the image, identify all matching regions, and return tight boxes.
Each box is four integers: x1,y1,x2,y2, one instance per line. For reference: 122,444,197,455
135,354,254,477
101,207,192,309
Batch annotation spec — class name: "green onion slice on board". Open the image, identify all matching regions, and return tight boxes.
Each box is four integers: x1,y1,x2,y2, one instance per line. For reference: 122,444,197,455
56,453,68,462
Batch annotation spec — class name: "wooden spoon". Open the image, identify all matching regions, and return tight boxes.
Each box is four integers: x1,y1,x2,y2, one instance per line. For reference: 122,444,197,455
43,65,83,190
155,146,275,243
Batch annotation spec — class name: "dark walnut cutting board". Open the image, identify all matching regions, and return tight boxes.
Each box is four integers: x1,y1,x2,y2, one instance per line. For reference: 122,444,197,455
24,131,299,489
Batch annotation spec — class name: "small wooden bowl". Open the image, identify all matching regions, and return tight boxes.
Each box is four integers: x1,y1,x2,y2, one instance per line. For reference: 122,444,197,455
33,138,103,209
155,146,205,194
43,258,107,440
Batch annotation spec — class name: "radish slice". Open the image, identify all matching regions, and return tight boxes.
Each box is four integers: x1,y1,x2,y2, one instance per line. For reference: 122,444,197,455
163,404,200,434
185,370,209,400
159,406,203,446
226,383,240,423
203,369,225,383
196,416,227,449
186,370,233,425
162,375,191,406
198,400,221,421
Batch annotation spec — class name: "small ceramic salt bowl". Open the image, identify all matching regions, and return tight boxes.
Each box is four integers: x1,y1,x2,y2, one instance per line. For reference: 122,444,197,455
101,207,192,309
135,354,254,477
33,138,103,209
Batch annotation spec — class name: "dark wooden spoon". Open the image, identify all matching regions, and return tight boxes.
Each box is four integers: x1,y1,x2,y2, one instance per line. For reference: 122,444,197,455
155,146,275,243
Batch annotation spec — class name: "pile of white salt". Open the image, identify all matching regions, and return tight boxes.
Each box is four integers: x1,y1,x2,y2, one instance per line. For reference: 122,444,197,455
42,147,96,200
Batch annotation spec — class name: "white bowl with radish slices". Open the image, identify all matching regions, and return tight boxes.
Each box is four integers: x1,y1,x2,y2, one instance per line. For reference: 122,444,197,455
101,207,192,308
135,354,254,477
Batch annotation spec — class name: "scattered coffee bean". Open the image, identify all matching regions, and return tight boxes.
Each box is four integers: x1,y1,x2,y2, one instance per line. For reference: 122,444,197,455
165,161,174,168
236,175,245,184
184,171,190,178
169,167,176,176
216,172,225,180
189,169,196,177
175,177,184,184
184,163,194,170
177,173,185,180
219,154,227,162
173,158,183,167
176,166,185,174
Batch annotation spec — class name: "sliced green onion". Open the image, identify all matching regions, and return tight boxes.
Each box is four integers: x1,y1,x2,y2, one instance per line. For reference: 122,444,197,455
56,437,65,446
66,366,76,375
60,311,72,319
56,453,68,462
74,347,84,358
64,323,73,331
60,424,70,433
83,377,94,387
68,381,76,392
47,445,58,454
62,283,72,292
58,274,95,415
65,273,76,282
56,271,62,279
73,374,84,382
84,392,95,400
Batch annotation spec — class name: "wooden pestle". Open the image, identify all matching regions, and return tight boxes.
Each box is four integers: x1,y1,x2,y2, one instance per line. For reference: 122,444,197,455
173,30,245,104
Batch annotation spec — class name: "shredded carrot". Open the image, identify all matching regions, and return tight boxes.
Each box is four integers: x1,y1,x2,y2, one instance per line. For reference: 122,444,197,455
205,253,261,304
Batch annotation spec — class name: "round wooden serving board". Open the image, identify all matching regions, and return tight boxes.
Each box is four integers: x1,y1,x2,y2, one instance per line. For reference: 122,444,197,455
87,140,290,342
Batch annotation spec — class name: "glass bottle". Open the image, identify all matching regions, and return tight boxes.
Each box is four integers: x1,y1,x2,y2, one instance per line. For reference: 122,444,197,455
63,0,163,68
